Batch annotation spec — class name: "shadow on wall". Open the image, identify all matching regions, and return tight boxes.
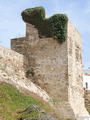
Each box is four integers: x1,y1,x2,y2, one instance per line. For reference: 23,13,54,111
23,47,37,84
11,37,36,83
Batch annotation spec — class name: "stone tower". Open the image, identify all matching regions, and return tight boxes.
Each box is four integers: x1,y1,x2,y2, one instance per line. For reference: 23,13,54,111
11,7,90,120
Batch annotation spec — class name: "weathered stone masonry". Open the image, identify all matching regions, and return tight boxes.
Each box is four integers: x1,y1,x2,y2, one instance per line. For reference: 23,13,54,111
11,7,90,120
0,46,52,104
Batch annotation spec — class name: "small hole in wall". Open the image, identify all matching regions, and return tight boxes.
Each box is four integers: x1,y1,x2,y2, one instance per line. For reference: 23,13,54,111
3,74,6,77
26,69,35,78
22,77,25,79
8,59,10,61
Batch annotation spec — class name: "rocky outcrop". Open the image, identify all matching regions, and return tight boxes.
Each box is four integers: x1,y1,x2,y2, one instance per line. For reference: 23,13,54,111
18,105,57,120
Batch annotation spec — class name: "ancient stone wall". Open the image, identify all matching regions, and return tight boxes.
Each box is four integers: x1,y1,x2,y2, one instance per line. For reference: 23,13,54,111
85,91,90,108
67,21,89,118
11,37,26,55
24,23,74,118
11,21,90,119
0,46,53,105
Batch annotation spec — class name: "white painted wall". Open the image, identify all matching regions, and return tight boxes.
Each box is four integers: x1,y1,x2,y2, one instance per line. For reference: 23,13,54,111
83,74,90,90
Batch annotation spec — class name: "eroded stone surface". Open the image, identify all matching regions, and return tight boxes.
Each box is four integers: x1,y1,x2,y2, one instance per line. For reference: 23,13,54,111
10,21,90,120
0,46,53,106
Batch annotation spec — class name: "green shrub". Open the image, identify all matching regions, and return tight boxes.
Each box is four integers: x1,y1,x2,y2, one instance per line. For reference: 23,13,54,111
21,6,68,43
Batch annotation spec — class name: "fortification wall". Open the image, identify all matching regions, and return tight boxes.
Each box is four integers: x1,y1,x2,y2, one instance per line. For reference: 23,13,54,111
85,91,90,109
25,23,74,118
67,21,89,118
0,46,53,105
11,37,26,55
11,21,90,119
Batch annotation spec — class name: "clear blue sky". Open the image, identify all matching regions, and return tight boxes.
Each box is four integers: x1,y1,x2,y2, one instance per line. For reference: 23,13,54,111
0,0,90,69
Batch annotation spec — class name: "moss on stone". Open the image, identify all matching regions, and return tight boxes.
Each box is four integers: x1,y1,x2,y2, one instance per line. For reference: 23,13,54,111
21,6,68,43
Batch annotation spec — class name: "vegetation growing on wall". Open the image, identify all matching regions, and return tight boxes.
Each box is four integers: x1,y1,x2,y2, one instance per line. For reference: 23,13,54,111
21,6,68,43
